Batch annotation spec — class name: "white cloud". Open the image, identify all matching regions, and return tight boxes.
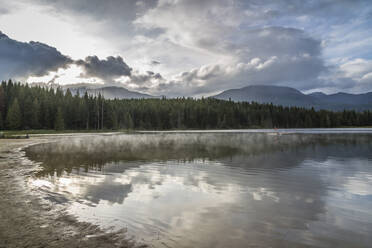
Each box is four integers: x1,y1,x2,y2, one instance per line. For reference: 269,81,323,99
151,26,327,96
340,58,372,79
26,65,105,85
1,0,372,95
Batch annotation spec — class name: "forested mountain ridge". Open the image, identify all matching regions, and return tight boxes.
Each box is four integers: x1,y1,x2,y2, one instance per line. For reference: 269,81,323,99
66,85,158,99
30,83,372,112
213,85,372,111
30,82,158,99
1,80,371,130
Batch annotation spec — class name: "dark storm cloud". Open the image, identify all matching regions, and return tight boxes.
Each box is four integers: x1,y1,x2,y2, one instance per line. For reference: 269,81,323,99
147,71,162,79
0,31,72,80
0,30,162,86
74,56,165,86
75,56,132,81
129,70,163,86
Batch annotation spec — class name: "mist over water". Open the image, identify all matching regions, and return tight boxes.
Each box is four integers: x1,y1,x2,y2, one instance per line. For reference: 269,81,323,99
26,131,372,248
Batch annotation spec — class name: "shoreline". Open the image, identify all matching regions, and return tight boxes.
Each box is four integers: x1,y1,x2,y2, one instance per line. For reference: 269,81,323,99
0,136,137,248
1,126,371,136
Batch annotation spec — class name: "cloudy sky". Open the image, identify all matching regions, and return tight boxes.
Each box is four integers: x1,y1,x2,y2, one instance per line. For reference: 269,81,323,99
1,0,372,96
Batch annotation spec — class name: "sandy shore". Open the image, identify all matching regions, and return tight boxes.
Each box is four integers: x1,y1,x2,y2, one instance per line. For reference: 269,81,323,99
0,135,138,248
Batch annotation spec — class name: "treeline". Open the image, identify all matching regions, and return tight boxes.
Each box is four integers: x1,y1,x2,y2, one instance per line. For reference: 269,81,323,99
0,80,371,130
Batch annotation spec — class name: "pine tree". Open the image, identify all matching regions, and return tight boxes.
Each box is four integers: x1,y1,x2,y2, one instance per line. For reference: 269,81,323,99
31,99,40,129
0,111,3,130
0,87,5,115
124,111,134,129
110,111,118,130
54,107,65,131
6,98,22,130
22,96,33,129
0,80,371,130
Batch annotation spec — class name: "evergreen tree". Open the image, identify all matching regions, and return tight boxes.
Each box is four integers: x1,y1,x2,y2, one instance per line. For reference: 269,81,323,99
0,111,3,130
22,96,34,129
54,107,65,131
0,80,371,130
6,98,22,130
31,99,40,129
124,111,134,129
0,87,5,115
109,111,118,130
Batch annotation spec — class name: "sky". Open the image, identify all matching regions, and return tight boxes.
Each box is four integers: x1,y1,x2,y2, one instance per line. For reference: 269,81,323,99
0,0,372,97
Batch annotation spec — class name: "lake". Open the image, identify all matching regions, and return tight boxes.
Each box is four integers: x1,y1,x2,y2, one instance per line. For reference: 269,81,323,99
25,130,372,248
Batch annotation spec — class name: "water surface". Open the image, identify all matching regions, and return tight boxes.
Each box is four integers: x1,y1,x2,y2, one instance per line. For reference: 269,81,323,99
26,131,372,248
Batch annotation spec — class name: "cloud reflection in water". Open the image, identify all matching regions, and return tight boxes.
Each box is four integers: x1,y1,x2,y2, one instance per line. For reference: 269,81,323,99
26,133,372,248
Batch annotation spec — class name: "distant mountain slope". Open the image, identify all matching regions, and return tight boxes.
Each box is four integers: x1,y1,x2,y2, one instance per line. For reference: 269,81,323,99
213,85,316,107
213,85,372,111
311,92,372,105
65,85,158,99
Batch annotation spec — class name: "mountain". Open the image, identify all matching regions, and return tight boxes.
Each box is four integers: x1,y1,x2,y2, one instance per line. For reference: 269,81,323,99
30,83,158,99
65,85,158,99
213,85,316,108
0,31,9,39
311,92,372,105
30,83,371,110
213,85,372,111
96,86,157,99
308,92,327,98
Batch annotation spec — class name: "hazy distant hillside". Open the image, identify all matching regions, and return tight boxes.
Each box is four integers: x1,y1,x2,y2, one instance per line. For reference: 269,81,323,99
30,83,372,110
310,91,372,105
213,85,316,107
213,85,372,111
65,85,158,99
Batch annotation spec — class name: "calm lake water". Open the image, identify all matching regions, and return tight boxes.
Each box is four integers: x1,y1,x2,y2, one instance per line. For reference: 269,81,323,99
26,130,372,248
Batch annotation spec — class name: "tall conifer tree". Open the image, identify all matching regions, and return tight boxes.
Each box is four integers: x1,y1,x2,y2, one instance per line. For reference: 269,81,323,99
6,98,21,130
54,107,65,131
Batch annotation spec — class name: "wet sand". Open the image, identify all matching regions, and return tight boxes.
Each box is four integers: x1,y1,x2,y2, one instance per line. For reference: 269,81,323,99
0,136,138,248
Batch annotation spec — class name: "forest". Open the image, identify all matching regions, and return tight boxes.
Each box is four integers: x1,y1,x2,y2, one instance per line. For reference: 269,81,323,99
1,80,371,130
